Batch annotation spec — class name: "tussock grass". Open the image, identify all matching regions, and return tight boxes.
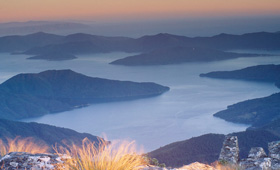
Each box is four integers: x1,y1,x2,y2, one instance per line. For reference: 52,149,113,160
0,136,49,156
56,138,148,170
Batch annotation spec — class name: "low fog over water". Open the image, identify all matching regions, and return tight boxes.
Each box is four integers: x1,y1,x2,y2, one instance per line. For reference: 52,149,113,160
1,52,279,151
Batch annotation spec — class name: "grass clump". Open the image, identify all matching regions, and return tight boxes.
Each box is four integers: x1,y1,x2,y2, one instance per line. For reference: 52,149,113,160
0,136,49,156
56,138,148,170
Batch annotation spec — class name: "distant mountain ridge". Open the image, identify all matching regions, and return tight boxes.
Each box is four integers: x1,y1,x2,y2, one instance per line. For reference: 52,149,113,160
0,21,93,36
0,31,279,61
0,69,169,120
110,46,262,66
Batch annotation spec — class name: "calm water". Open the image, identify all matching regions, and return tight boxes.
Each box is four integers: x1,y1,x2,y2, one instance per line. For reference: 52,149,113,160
1,52,280,152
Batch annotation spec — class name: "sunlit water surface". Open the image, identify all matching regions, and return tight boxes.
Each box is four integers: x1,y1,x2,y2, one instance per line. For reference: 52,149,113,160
1,52,279,152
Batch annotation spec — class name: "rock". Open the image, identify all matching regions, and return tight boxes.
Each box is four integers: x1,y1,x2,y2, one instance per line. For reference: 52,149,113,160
0,152,70,170
179,162,216,170
248,147,267,159
240,147,271,170
239,157,271,170
269,141,280,160
218,136,239,164
269,141,280,170
140,165,169,170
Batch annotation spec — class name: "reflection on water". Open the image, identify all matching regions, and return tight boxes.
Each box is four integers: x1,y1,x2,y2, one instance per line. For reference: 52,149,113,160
1,52,279,151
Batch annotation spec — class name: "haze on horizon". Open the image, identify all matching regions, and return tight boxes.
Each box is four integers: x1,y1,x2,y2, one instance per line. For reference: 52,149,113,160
1,0,280,22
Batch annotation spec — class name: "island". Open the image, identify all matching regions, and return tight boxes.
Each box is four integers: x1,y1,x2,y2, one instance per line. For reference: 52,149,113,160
110,46,261,66
27,52,77,61
0,69,169,120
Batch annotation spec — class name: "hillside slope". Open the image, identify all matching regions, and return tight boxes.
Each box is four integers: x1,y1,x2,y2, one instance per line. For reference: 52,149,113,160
200,64,280,128
0,118,101,151
0,70,169,120
148,130,280,167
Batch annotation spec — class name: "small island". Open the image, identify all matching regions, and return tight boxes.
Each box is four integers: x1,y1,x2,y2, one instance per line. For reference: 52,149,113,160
27,52,77,61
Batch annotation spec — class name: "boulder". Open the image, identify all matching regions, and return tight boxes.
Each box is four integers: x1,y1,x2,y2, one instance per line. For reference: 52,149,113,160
248,147,267,159
268,141,280,170
218,136,239,164
0,152,70,170
269,141,280,160
239,157,271,170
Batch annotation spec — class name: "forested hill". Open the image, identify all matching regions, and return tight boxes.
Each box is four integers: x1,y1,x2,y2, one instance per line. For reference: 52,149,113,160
200,64,280,88
148,129,280,168
200,64,280,128
0,69,169,120
0,118,102,151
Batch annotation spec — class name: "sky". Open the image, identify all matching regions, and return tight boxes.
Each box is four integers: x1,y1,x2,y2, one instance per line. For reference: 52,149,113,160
1,0,280,22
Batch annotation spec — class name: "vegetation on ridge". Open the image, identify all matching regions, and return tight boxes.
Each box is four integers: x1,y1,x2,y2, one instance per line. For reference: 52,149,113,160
0,69,169,120
0,137,49,156
56,138,148,170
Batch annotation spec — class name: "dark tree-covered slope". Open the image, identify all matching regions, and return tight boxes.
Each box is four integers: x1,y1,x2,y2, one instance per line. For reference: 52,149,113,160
148,130,280,168
200,64,280,128
213,93,280,128
200,64,280,87
0,118,102,151
0,70,169,120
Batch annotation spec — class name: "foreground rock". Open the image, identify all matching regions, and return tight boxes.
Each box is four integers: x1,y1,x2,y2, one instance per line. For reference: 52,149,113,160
0,152,70,170
269,141,280,170
219,136,280,170
218,136,239,164
1,153,220,170
239,147,271,170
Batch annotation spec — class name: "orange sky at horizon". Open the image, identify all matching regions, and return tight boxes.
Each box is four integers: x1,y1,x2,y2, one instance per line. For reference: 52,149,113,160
1,0,280,22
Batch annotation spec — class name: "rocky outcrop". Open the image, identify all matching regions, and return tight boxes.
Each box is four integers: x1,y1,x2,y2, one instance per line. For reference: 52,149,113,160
218,136,280,170
218,136,239,164
269,141,280,170
0,152,70,170
239,147,271,170
1,139,279,170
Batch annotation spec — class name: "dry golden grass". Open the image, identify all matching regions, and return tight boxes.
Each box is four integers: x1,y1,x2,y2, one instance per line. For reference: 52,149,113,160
0,136,49,156
56,138,148,170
